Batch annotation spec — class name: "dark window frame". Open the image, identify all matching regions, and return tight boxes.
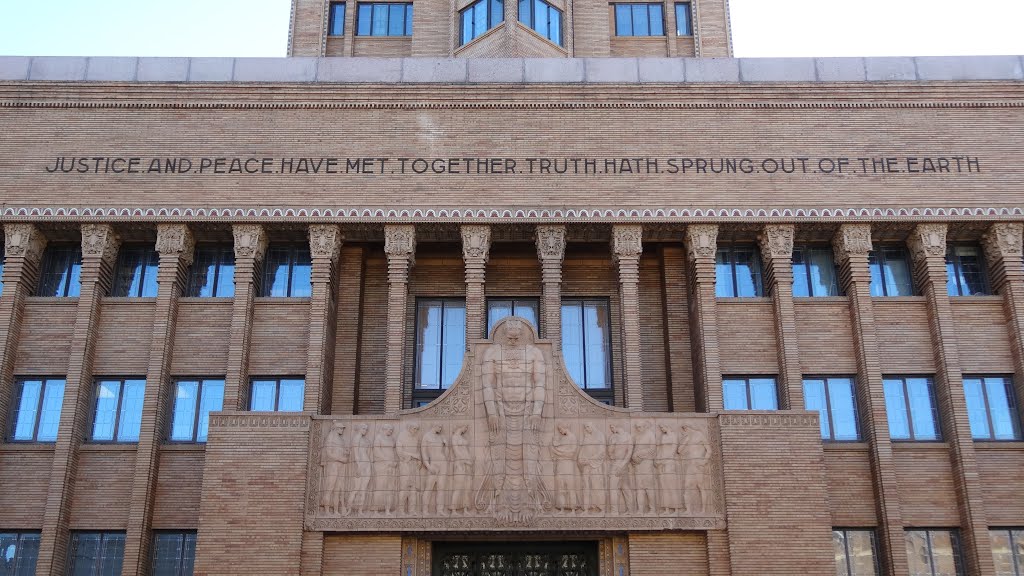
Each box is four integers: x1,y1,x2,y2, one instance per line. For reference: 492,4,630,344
8,376,65,443
715,243,764,297
356,2,414,36
868,244,916,296
990,527,1024,576
186,243,235,298
459,0,504,45
260,243,312,298
328,1,346,36
674,1,692,35
945,243,990,296
0,531,41,574
833,528,881,576
722,375,779,410
36,243,82,297
485,296,541,337
110,244,160,298
167,377,226,443
518,0,563,45
413,297,467,407
803,375,862,442
963,374,1022,441
248,376,306,412
151,530,197,576
88,377,146,444
904,528,965,576
561,297,614,405
612,2,666,37
883,375,942,442
67,531,126,576
792,243,842,297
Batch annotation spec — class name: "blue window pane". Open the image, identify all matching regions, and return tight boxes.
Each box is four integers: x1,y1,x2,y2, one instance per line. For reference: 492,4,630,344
803,379,830,439
92,381,121,441
963,378,990,439
152,533,184,576
290,250,312,297
405,4,413,35
278,379,305,412
828,378,859,440
417,302,443,389
99,533,125,576
615,4,632,35
441,303,466,388
868,251,886,297
562,303,584,387
191,249,218,297
883,379,910,439
519,0,531,25
583,302,610,389
473,2,488,37
733,248,761,297
749,378,777,409
329,3,346,35
487,300,512,335
806,247,838,296
357,4,372,35
170,381,199,442
675,2,691,35
216,258,235,297
250,380,277,411
715,248,734,297
37,380,65,442
491,0,503,24
984,376,1021,440
70,533,101,576
12,380,42,440
461,10,473,44
723,379,748,410
649,4,664,35
906,377,938,440
945,258,959,296
197,380,225,442
882,247,913,296
264,248,291,296
140,254,159,297
117,380,145,442
792,248,811,297
632,4,649,35
549,7,561,44
372,3,389,35
514,301,539,332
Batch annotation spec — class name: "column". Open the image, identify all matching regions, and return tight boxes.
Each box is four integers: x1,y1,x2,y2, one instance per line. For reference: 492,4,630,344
612,224,643,410
460,225,491,342
908,223,995,576
832,224,909,576
121,224,195,576
685,224,722,412
222,224,267,411
37,223,120,576
535,225,566,348
0,224,46,434
383,224,415,414
983,222,1024,416
758,224,803,410
306,224,342,414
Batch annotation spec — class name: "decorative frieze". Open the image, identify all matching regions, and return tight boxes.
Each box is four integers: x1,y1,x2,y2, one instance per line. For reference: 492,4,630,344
832,223,873,264
155,223,195,265
908,223,948,261
384,224,416,260
460,225,491,263
309,224,343,262
232,224,268,261
80,223,120,264
983,222,1024,264
611,225,643,261
758,223,795,261
3,223,46,261
685,224,717,261
535,225,566,263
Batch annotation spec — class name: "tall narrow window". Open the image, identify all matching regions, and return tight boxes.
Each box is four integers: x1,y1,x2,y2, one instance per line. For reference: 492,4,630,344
187,244,234,297
68,532,125,576
415,299,466,406
328,1,346,35
0,241,5,296
519,0,562,45
963,375,1021,440
904,529,965,576
487,298,539,336
169,378,225,443
715,244,763,297
723,376,778,410
946,244,989,296
250,378,305,412
460,0,503,44
990,528,1024,576
613,3,665,36
111,244,160,297
561,299,612,404
152,531,197,576
833,529,880,576
793,245,840,297
9,378,64,442
0,532,41,575
804,376,860,441
90,378,146,442
883,376,940,441
674,2,692,35
37,244,82,297
869,245,914,296
357,2,413,36
262,244,311,297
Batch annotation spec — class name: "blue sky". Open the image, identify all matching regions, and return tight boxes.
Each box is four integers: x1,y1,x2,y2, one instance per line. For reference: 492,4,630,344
0,0,1021,57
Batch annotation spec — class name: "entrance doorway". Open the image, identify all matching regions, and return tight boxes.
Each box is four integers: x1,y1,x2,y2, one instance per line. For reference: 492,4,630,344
432,541,599,576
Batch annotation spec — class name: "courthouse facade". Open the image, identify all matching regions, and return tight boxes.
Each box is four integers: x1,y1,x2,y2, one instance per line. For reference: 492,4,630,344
1,1,1024,575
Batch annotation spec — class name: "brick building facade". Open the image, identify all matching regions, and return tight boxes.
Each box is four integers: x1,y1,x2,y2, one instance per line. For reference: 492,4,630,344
0,1,1023,575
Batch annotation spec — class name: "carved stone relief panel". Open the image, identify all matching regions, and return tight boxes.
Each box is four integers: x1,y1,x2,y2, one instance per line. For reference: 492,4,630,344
306,317,725,533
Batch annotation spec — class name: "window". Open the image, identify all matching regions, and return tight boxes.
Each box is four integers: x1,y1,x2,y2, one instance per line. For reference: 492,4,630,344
715,244,763,297
487,298,539,336
990,528,1024,576
869,245,914,296
36,244,81,297
561,299,612,404
0,532,40,575
674,2,691,35
946,244,989,296
9,378,64,442
169,379,225,443
90,378,145,442
152,531,196,576
0,241,5,296
328,1,346,35
833,529,880,576
262,244,311,297
793,245,840,297
250,378,305,412
613,3,665,36
67,532,125,576
883,376,940,441
519,0,562,45
186,244,234,297
723,377,778,410
111,245,159,297
804,376,860,441
357,3,413,36
904,529,964,576
415,299,466,406
963,375,1021,440
460,0,503,45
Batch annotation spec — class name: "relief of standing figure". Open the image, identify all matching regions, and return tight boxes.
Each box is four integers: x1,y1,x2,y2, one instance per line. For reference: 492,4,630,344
397,423,422,515
319,422,350,515
347,423,373,514
631,421,657,515
550,423,581,512
607,423,634,515
421,423,449,516
372,424,398,515
577,422,606,514
655,423,681,515
449,424,474,515
680,423,711,514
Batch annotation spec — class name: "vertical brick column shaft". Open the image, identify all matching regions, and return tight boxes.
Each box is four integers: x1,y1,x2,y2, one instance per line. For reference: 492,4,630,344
307,224,343,414
535,225,566,349
983,223,1024,421
0,224,46,435
612,224,644,410
461,225,491,342
121,224,195,576
758,224,803,410
223,224,268,411
660,245,695,413
384,224,415,414
685,224,722,412
37,224,120,576
908,223,994,576
833,224,909,576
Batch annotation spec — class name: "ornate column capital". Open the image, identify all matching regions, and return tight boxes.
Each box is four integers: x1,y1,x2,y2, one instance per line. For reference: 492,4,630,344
611,224,643,262
4,223,47,262
155,224,195,266
535,225,566,263
460,225,491,263
232,224,268,262
309,224,343,262
80,223,120,265
384,224,416,261
832,223,873,265
982,222,1024,265
908,223,947,263
758,224,795,262
685,224,718,262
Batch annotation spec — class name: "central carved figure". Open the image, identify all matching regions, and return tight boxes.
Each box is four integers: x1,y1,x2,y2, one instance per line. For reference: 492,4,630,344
476,318,549,524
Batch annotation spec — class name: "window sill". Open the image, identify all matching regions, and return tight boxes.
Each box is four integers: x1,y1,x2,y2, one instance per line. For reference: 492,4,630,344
823,441,869,451
80,442,139,451
973,440,1024,450
871,296,926,302
949,295,1002,302
25,296,79,304
254,297,311,303
793,296,848,303
0,442,56,453
178,297,233,304
162,443,207,452
103,297,157,303
892,441,949,450
354,34,413,39
716,297,771,304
